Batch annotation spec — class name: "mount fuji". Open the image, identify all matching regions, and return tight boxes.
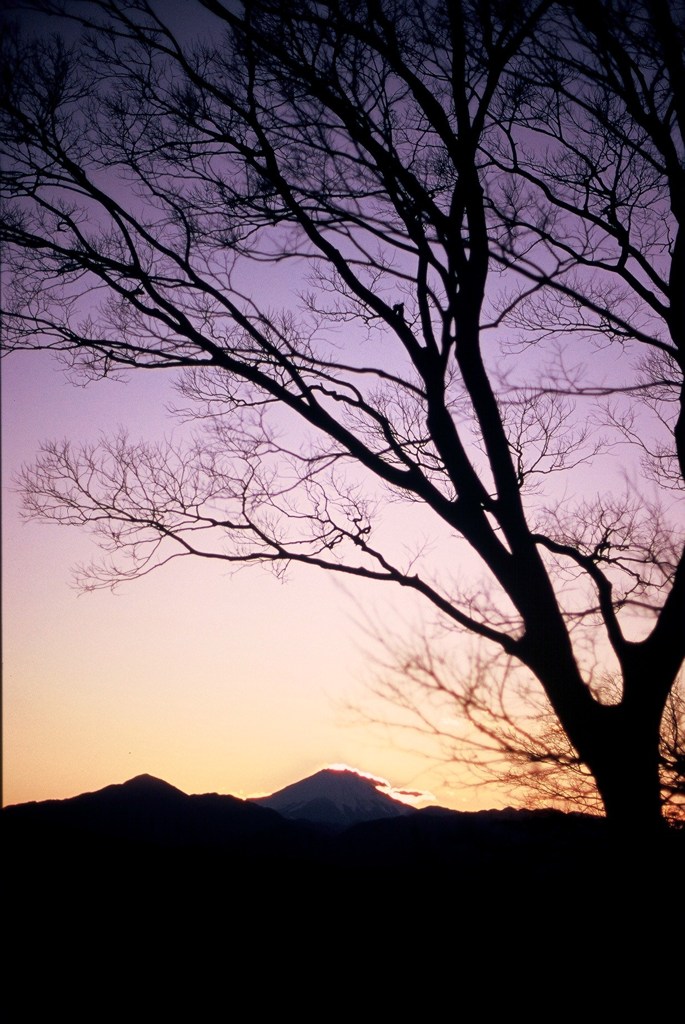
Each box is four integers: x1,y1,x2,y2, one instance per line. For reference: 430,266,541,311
252,767,416,828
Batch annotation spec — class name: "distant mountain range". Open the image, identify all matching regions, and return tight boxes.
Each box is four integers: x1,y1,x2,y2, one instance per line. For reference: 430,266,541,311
6,768,683,880
4,766,608,866
6,767,683,948
5,766,416,832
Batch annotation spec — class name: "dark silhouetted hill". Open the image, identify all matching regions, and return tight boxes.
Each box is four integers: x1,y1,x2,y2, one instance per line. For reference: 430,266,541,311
3,772,328,869
5,769,683,932
6,768,684,990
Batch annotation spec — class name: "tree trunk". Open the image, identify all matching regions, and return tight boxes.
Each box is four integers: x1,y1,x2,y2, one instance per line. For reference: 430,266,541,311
588,705,666,836
535,641,672,835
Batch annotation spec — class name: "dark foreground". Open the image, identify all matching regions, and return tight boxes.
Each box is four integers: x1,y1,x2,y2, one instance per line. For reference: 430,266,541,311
5,777,682,1006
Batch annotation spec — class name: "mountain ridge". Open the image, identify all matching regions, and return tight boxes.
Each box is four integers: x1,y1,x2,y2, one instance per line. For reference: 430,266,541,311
5,769,681,963
7,768,676,901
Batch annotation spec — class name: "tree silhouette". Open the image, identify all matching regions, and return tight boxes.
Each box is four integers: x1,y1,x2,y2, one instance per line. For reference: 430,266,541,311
2,0,683,829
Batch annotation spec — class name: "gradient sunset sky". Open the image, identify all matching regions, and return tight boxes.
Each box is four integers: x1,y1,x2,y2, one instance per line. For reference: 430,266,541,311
4,342,511,810
0,1,518,812
6,0,677,817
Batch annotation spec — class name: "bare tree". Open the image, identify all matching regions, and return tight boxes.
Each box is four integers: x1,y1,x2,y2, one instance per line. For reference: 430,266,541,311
368,629,684,821
1,0,683,830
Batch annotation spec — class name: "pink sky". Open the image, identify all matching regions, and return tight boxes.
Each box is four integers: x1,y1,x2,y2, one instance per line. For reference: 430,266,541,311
3,346,509,810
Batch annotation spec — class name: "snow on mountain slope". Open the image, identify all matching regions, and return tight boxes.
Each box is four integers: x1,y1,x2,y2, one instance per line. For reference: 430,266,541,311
252,768,415,827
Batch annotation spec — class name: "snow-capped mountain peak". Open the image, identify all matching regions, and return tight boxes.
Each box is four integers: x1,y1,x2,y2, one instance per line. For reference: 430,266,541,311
252,767,415,827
